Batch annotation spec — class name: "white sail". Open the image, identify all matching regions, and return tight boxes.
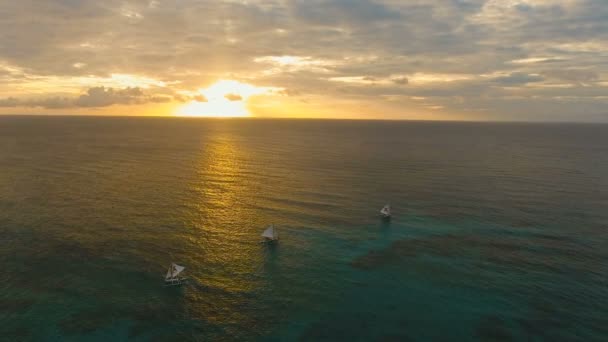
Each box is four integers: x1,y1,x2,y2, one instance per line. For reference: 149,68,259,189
166,263,185,279
380,204,391,216
261,224,278,240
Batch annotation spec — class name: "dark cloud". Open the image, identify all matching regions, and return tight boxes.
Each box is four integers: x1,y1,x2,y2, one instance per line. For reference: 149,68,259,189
391,77,408,85
0,86,180,109
292,0,400,26
0,97,19,107
32,97,74,109
75,87,144,107
541,69,599,83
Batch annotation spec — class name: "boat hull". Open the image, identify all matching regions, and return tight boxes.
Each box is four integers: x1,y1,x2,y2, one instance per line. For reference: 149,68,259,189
164,277,187,286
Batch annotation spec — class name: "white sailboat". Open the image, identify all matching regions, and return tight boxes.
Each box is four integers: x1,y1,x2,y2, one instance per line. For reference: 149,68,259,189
261,224,279,242
380,203,391,218
164,262,187,286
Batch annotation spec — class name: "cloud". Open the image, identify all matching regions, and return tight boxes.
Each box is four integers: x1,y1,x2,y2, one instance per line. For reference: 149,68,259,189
540,69,599,83
150,95,173,103
493,72,544,85
0,97,19,107
224,93,243,101
0,86,180,109
0,0,606,121
391,77,408,85
193,94,208,102
292,0,400,26
75,87,144,107
31,97,74,109
509,57,567,64
279,88,300,96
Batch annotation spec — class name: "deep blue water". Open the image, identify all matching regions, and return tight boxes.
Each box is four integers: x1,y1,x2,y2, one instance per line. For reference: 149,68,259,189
0,116,607,341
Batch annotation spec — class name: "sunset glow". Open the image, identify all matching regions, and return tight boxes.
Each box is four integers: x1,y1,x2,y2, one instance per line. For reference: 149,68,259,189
177,100,249,118
176,80,280,117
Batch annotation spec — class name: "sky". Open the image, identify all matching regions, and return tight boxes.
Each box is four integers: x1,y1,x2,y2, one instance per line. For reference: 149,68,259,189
0,0,607,121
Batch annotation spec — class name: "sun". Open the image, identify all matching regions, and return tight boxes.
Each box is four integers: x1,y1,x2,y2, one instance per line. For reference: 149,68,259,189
176,80,275,117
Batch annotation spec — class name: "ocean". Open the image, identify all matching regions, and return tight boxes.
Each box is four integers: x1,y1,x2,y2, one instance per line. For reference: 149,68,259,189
0,116,607,341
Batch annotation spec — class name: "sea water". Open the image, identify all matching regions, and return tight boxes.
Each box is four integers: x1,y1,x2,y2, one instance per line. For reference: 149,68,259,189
0,116,607,341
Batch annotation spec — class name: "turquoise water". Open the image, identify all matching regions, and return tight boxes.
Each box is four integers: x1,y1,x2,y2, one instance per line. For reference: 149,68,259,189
0,116,607,341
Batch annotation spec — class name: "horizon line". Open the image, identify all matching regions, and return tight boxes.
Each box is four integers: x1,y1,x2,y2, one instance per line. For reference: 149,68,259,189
0,113,607,125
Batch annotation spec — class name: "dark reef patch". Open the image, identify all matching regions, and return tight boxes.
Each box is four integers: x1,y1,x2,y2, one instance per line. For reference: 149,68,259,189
299,312,378,341
0,326,31,341
475,316,513,341
377,333,413,342
350,232,596,275
0,298,35,314
59,307,122,335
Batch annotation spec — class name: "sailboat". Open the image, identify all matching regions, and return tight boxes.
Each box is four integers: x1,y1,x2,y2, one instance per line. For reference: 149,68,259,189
380,203,391,218
164,262,187,286
261,224,279,242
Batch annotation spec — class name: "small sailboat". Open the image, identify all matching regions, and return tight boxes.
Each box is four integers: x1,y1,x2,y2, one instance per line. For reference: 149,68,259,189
261,224,279,242
380,203,391,218
164,262,187,286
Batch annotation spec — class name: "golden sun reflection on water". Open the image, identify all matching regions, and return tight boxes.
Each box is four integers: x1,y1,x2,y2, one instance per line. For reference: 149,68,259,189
182,129,272,331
